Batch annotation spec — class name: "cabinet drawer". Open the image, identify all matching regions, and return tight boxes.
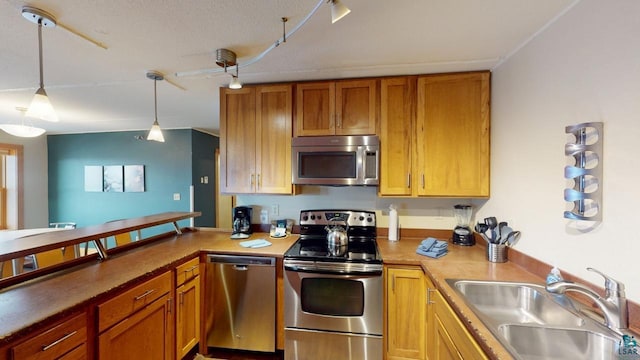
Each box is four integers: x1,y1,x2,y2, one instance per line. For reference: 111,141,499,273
176,257,200,286
11,313,86,360
98,271,172,332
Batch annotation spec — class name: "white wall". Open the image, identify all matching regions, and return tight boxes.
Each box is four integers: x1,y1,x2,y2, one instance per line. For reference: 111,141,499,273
240,0,640,302
0,133,49,229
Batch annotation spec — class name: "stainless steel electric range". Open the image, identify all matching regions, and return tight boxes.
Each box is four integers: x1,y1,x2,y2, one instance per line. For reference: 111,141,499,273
283,210,383,360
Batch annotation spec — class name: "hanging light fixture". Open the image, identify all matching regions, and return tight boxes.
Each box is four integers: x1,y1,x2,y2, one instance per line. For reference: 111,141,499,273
329,0,351,23
146,71,165,142
216,48,242,89
0,107,46,138
22,6,59,122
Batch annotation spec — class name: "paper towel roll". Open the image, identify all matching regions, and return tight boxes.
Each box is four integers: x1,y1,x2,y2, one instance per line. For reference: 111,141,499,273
389,205,398,241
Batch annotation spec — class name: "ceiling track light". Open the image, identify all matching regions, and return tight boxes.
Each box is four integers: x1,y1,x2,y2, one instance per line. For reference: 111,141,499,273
146,71,165,143
217,49,243,89
329,0,351,24
22,6,59,122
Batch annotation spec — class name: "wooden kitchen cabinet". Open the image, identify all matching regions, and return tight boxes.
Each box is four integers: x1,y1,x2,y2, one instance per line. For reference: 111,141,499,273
10,312,87,360
385,266,426,360
379,72,490,198
295,80,377,136
379,77,416,196
415,72,490,197
97,271,174,360
175,257,201,360
220,85,293,194
427,279,487,360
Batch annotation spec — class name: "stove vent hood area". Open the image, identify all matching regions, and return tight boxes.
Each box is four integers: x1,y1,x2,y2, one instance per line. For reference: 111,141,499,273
291,135,380,186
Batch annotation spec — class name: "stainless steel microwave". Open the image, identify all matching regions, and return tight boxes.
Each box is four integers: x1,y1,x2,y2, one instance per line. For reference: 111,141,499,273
292,135,379,186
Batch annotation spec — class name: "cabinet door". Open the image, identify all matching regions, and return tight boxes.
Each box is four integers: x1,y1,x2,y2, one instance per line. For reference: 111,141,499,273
295,82,335,136
379,77,415,196
415,72,490,197
220,87,257,193
98,293,173,360
176,276,201,360
335,79,377,135
432,289,487,360
386,266,426,360
255,85,293,194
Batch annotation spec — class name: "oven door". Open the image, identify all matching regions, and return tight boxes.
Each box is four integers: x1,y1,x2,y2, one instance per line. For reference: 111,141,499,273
284,267,383,335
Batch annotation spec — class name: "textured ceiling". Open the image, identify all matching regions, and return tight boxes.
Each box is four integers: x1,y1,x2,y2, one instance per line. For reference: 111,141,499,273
0,0,578,136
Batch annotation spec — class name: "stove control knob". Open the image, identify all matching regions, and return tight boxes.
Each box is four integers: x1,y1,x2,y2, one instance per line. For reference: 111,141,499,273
310,215,316,220
302,215,309,221
367,217,373,223
359,216,364,221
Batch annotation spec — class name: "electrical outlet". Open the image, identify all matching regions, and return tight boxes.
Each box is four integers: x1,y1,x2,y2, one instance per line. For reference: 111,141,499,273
173,193,180,201
271,204,279,216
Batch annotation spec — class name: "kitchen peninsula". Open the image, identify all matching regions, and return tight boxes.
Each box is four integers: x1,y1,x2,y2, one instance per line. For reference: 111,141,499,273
0,215,637,360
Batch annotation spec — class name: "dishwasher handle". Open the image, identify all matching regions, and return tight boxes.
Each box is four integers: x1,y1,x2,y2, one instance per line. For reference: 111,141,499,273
234,265,248,271
207,254,275,266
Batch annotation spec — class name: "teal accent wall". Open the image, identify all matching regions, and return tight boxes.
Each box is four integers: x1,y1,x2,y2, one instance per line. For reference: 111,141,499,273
47,129,218,236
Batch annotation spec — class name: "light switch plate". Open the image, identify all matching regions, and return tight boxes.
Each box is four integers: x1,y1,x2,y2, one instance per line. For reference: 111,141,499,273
173,193,180,200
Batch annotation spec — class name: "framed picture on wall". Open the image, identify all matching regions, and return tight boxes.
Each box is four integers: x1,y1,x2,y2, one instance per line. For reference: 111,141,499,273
84,165,103,192
124,165,145,192
103,165,124,192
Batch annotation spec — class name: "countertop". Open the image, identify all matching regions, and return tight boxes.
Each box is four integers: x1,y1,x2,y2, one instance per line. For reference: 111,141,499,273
377,237,544,359
0,229,298,345
0,229,595,359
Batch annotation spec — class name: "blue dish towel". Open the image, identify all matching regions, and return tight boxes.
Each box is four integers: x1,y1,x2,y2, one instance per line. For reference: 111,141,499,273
416,237,448,258
239,239,272,248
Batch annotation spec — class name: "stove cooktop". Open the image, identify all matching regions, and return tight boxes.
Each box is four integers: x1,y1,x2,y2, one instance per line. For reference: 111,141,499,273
284,235,382,263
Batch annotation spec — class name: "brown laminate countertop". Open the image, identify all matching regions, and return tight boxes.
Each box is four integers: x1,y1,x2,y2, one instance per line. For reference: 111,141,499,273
377,237,545,360
0,230,595,359
0,229,298,345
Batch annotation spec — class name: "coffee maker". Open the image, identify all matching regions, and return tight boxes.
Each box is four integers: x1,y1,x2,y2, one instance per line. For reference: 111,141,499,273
452,204,475,246
231,206,253,239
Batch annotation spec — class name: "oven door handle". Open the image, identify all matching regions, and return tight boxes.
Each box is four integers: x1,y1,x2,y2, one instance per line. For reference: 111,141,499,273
284,263,382,276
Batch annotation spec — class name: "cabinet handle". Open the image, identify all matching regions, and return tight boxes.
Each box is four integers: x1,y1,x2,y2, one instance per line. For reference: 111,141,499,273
337,114,341,128
407,173,411,188
179,291,185,305
41,331,77,351
421,174,425,189
183,265,198,274
167,297,172,314
257,174,261,189
250,174,254,187
391,275,395,293
134,289,155,301
427,288,435,305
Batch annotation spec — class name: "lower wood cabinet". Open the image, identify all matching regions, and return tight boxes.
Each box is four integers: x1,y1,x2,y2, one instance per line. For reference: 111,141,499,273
426,277,488,360
385,266,426,360
175,257,201,360
97,271,174,360
10,312,87,360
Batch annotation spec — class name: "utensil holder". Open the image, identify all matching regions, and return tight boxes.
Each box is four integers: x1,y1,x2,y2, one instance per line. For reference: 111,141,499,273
487,243,508,263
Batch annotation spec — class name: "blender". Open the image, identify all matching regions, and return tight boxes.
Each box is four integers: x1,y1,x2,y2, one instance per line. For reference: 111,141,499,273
452,204,474,246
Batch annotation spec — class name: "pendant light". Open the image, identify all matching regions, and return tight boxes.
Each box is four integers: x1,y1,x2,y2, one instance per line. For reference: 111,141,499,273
229,64,242,89
146,71,165,142
329,0,351,23
0,107,46,138
22,6,59,122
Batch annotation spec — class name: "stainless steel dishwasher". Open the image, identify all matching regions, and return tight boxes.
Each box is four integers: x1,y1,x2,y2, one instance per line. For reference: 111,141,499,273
206,254,276,352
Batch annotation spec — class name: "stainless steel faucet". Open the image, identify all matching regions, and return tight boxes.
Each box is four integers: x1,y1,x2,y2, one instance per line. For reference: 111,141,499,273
546,267,628,331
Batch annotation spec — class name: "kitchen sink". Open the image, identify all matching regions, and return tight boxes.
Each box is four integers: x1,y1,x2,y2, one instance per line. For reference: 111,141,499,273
445,279,624,360
498,324,618,360
448,280,584,327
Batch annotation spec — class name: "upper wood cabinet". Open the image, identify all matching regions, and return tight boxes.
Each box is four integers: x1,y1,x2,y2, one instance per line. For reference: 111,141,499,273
295,80,377,136
379,72,490,197
220,85,293,194
379,77,416,196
